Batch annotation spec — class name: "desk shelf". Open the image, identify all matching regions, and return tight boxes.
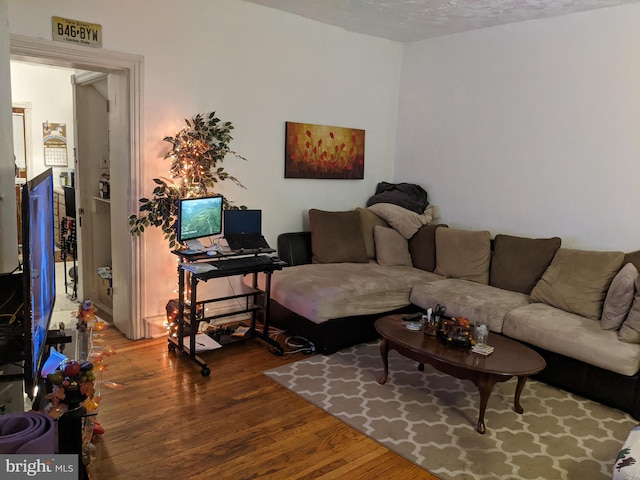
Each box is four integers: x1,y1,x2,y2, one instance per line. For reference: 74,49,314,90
169,250,285,376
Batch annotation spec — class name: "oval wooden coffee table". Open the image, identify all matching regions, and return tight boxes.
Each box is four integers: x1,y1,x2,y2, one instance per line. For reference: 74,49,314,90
375,314,546,434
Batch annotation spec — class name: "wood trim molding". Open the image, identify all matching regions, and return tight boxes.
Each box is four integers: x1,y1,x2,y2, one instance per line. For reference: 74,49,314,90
10,34,146,339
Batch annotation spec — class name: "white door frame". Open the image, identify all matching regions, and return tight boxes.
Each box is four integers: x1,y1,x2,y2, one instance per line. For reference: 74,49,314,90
10,34,145,339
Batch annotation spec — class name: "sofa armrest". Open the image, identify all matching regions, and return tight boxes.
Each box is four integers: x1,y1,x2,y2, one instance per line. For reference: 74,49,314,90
277,232,312,266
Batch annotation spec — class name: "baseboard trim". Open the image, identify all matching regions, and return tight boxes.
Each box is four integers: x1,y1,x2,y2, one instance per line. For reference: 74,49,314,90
143,315,168,339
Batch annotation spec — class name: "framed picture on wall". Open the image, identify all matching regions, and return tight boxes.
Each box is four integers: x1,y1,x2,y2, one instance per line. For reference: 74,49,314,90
285,122,365,179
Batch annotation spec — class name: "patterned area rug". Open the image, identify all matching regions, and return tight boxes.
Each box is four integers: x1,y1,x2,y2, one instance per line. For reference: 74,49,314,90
264,342,637,480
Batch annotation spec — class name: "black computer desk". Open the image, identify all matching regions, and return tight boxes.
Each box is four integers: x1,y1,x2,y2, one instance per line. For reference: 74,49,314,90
168,248,285,376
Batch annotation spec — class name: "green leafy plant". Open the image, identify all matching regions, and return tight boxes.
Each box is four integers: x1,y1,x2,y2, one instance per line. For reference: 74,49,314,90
128,112,246,248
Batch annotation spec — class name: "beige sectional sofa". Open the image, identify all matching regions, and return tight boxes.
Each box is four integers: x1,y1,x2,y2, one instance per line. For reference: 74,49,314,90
269,205,640,417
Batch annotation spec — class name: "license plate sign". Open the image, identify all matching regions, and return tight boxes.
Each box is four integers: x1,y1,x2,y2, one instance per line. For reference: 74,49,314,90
52,16,102,48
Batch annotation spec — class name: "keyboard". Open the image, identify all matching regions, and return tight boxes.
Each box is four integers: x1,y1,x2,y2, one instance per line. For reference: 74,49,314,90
180,246,221,255
212,255,273,271
225,233,270,251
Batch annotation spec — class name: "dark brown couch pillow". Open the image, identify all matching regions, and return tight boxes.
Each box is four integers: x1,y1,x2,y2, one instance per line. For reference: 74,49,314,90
625,250,640,272
490,234,561,294
408,224,447,272
309,209,368,264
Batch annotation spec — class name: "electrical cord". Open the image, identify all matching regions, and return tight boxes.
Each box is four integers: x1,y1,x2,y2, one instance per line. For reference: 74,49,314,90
268,335,315,356
266,331,315,357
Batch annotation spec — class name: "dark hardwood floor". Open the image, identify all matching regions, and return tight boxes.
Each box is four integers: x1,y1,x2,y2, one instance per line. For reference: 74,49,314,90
95,327,439,479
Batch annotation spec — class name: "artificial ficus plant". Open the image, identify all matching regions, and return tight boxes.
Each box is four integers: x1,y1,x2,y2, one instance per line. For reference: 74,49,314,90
128,112,246,248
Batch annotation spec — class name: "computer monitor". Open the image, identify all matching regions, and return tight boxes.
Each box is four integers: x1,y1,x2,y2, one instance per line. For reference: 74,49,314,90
177,195,223,250
224,209,262,235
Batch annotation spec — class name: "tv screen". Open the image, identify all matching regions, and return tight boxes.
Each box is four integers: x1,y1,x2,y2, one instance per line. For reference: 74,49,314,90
22,168,56,398
224,209,262,235
177,195,223,246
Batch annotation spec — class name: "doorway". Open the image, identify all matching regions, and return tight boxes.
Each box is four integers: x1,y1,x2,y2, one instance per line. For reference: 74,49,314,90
10,34,144,339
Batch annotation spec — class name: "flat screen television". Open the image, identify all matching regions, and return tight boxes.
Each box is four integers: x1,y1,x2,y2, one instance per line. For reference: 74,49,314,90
177,195,223,250
21,168,56,398
223,209,262,235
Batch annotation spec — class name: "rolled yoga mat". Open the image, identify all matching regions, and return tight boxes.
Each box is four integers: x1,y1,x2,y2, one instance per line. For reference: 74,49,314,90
0,411,56,454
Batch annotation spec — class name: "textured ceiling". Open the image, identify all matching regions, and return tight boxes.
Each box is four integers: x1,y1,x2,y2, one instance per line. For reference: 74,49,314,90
242,0,640,42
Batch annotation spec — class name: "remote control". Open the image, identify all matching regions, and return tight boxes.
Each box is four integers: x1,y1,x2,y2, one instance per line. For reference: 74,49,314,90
402,312,423,322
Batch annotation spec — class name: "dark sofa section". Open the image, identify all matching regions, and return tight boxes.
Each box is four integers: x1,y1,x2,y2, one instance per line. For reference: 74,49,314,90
269,298,411,355
277,232,312,267
524,340,640,419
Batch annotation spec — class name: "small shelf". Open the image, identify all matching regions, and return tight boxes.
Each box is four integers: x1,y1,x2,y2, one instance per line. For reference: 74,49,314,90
91,196,111,216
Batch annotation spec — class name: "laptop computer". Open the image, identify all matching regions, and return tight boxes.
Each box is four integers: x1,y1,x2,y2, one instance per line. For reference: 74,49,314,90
224,209,271,251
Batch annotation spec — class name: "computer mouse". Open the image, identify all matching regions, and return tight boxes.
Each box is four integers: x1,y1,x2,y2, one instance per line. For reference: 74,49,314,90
207,250,218,256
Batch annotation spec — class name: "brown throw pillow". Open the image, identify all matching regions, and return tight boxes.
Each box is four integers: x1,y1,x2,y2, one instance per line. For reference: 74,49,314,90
625,250,640,272
601,263,638,330
490,234,561,294
374,226,412,266
618,275,640,343
530,248,624,320
435,228,491,284
309,209,368,264
409,224,447,272
356,207,388,260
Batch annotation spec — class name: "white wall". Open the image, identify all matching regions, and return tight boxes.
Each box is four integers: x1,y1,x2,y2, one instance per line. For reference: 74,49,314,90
10,61,75,184
6,0,403,320
395,4,640,251
0,0,19,272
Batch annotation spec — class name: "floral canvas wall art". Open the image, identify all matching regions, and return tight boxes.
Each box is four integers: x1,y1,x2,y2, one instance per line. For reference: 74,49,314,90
285,122,365,179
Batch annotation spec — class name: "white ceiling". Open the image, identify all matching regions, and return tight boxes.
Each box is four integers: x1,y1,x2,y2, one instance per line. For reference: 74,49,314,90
242,0,640,42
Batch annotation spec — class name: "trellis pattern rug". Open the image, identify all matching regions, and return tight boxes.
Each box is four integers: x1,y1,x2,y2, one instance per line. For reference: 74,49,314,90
264,342,637,480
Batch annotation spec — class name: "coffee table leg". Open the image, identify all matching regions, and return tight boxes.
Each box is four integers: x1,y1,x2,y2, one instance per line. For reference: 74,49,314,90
477,375,498,434
378,337,390,385
514,376,527,414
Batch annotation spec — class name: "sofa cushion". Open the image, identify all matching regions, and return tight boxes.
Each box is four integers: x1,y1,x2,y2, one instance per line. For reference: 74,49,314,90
601,263,638,331
434,228,491,284
530,248,624,320
410,278,530,333
408,224,447,273
309,209,368,264
490,234,561,294
618,275,640,343
270,263,444,324
366,203,435,239
374,226,412,267
503,303,640,376
356,207,388,260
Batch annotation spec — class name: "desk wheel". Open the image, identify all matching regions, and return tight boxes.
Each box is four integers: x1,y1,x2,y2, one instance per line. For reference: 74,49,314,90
201,366,210,377
168,342,176,352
